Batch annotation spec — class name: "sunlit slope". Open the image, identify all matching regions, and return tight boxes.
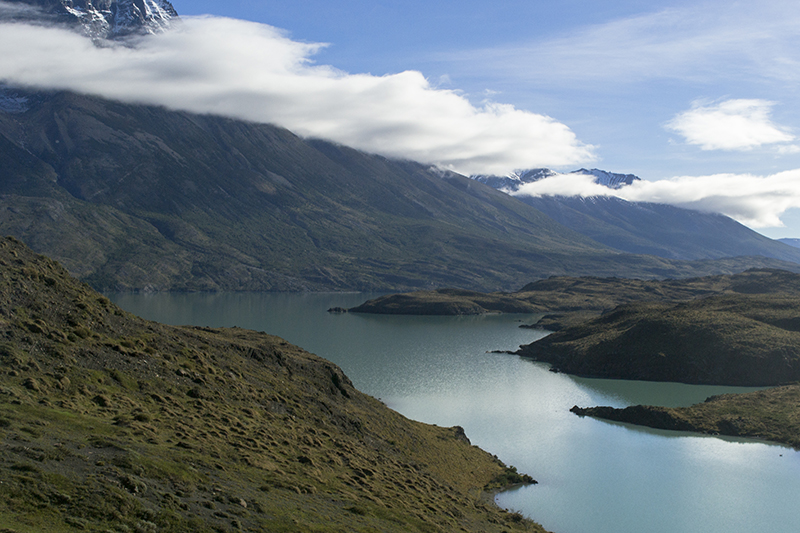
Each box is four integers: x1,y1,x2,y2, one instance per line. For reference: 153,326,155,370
0,236,544,532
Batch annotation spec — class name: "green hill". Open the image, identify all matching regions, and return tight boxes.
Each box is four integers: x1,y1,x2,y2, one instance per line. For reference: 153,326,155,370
0,237,543,532
517,287,800,386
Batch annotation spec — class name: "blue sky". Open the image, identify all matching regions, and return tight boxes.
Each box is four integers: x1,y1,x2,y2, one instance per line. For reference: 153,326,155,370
3,0,800,237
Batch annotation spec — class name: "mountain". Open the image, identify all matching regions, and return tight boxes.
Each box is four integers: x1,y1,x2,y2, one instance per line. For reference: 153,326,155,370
3,89,800,292
471,169,800,264
0,236,542,532
1,0,177,40
0,88,604,292
780,238,800,249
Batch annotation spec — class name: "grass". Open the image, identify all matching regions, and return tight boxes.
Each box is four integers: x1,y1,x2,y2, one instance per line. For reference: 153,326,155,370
0,236,546,532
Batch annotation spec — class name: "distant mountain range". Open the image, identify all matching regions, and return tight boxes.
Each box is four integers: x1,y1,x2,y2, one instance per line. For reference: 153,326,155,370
471,169,800,264
1,2,799,292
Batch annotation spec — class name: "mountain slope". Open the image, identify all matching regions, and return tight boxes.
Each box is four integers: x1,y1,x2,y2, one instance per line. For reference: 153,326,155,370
518,195,800,262
472,169,800,263
0,236,543,532
5,89,797,291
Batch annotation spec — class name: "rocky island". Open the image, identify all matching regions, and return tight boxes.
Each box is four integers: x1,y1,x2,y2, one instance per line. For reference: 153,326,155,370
0,237,543,533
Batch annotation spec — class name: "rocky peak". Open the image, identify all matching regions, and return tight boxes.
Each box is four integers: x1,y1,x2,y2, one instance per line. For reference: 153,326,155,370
470,167,640,193
0,0,178,40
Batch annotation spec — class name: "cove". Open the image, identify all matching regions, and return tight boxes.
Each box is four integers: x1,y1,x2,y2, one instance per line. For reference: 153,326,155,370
109,291,800,533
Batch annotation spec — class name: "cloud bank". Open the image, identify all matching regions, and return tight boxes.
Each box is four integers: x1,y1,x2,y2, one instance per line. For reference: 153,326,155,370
666,99,795,151
0,16,594,175
513,170,800,228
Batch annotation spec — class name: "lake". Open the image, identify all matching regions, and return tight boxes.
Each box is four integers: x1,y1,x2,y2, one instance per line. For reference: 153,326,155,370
109,291,800,533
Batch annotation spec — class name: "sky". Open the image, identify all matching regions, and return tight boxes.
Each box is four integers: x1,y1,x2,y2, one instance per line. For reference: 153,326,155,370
2,0,800,238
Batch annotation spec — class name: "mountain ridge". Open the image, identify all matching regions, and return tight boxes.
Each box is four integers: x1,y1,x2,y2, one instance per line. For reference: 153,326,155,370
471,169,800,264
5,88,798,292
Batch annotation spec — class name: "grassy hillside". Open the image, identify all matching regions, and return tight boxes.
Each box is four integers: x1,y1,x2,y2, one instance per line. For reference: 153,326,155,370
2,88,799,292
517,290,800,386
572,384,800,449
0,237,543,532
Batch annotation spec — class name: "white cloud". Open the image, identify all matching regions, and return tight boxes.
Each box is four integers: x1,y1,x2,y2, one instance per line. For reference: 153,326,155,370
665,99,794,151
0,17,594,175
512,169,800,228
513,173,616,198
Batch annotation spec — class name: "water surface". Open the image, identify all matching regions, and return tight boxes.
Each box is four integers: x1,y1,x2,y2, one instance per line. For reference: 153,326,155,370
110,291,800,533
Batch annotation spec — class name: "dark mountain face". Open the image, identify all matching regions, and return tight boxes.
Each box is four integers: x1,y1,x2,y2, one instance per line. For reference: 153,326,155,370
4,89,797,292
515,195,800,263
0,88,615,292
0,0,177,39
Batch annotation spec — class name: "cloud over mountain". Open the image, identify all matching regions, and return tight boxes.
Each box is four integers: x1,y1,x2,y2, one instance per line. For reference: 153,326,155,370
0,15,594,175
512,169,800,228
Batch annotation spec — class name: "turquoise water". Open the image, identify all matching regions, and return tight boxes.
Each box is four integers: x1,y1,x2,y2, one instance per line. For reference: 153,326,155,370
110,291,800,533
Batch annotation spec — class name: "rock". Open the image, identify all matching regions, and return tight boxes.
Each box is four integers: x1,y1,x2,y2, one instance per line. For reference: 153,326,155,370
22,377,40,391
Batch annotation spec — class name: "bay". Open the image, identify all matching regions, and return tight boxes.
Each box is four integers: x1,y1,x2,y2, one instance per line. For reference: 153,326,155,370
109,291,800,533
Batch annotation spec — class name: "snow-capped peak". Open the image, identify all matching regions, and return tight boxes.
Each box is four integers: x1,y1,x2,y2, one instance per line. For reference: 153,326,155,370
570,168,640,190
471,168,557,192
1,1,178,41
470,167,640,193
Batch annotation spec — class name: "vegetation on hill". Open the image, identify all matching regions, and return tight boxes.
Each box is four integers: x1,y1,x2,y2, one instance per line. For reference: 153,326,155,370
348,269,800,318
571,384,800,449
0,237,543,532
517,290,800,386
